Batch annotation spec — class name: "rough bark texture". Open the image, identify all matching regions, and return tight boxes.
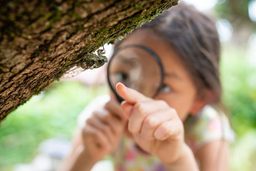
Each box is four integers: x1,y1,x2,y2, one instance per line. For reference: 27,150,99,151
0,0,178,122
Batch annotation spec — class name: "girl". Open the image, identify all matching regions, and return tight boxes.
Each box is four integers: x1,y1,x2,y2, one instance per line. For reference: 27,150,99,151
59,3,234,171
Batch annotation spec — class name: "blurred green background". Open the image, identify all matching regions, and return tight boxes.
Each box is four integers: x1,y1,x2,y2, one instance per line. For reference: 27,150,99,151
1,0,256,170
0,83,109,171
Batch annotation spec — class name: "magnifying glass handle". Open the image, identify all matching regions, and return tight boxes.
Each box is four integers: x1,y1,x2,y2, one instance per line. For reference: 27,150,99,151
115,93,124,103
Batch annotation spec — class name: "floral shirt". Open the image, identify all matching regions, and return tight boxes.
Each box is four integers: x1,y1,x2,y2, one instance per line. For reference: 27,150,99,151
78,95,235,171
111,137,164,171
184,105,235,153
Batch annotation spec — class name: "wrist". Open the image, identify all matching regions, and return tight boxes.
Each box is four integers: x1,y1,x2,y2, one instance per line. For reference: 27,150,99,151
68,146,98,171
79,145,101,164
163,144,199,171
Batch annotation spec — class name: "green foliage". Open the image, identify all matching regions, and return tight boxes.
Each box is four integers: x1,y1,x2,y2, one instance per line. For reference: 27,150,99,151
220,45,256,170
230,131,256,171
221,45,256,137
0,81,107,170
215,0,251,20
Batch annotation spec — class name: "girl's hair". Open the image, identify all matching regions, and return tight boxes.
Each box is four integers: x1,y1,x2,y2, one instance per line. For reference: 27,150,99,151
140,3,222,106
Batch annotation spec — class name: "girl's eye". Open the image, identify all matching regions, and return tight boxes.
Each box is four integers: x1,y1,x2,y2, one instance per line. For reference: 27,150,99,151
160,84,172,93
117,72,129,82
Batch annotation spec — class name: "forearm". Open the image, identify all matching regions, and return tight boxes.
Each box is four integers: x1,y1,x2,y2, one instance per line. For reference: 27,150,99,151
59,146,97,171
163,144,199,171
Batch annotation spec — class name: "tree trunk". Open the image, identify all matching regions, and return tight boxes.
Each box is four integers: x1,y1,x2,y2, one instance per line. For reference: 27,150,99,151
0,0,178,122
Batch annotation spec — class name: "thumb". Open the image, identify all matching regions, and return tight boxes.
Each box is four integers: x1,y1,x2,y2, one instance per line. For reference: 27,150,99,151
120,101,133,117
116,82,150,104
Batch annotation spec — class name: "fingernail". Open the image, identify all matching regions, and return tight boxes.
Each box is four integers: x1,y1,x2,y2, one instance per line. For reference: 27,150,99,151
117,82,127,90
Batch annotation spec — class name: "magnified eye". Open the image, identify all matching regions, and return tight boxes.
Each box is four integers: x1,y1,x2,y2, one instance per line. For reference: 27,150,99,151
116,72,129,82
160,84,172,93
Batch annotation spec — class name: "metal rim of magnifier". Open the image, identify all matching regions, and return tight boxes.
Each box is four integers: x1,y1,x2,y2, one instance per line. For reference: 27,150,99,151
107,44,165,103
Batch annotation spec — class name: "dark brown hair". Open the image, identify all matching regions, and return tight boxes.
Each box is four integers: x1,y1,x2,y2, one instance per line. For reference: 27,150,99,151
140,3,222,106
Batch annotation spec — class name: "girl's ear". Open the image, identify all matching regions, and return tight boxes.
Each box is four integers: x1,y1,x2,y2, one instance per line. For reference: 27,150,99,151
190,98,206,115
190,90,217,115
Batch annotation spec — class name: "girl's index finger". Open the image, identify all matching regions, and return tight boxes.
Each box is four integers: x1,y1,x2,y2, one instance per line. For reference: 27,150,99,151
116,82,150,104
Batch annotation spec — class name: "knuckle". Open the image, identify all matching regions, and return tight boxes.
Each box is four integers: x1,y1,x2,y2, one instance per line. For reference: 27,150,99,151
170,108,179,118
157,100,168,107
103,113,111,121
177,120,184,132
82,127,89,134
162,123,170,132
144,116,158,128
102,125,110,133
134,103,148,116
161,122,171,133
85,117,92,124
83,126,93,137
170,108,177,114
91,110,98,117
104,101,111,109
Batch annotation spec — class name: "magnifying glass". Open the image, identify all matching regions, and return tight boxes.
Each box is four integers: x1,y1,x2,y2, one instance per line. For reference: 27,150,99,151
107,44,164,103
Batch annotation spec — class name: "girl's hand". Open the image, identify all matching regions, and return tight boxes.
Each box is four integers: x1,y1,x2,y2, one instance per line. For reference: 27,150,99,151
81,98,127,162
116,83,185,164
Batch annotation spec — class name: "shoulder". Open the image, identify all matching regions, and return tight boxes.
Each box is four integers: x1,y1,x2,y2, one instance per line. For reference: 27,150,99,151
77,94,110,127
184,105,235,153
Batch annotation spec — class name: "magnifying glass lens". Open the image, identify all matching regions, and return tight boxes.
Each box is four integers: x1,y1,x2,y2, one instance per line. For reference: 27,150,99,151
108,45,163,99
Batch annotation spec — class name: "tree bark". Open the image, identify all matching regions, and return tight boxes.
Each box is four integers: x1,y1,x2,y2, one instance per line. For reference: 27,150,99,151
0,0,178,122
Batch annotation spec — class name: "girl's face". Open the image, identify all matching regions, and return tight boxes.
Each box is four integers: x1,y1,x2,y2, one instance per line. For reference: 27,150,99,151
112,29,204,121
